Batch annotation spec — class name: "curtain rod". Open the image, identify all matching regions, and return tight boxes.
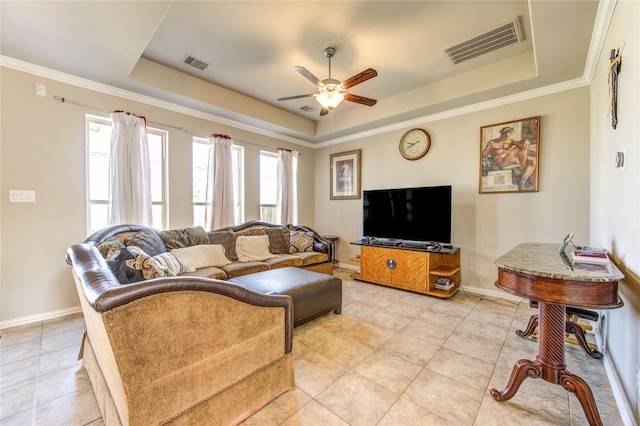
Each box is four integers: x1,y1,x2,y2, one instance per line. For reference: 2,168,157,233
52,95,292,153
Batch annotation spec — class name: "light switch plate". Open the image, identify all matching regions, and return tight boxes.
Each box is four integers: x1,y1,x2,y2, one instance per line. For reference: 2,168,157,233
9,190,36,202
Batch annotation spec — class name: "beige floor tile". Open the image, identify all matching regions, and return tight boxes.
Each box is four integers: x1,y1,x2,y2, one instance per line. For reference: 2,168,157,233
379,330,441,366
1,355,39,388
353,348,423,394
280,399,349,426
242,388,313,426
293,350,348,397
315,371,399,426
34,390,101,426
443,330,504,364
404,369,484,425
378,396,456,426
426,347,495,391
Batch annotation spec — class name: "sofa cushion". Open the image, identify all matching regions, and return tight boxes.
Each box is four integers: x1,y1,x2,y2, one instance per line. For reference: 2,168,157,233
124,229,167,257
178,266,228,280
108,246,166,284
152,252,190,276
220,261,270,279
236,235,276,262
264,254,304,269
97,236,125,259
292,251,329,266
171,244,232,270
289,230,314,253
158,226,209,250
207,230,238,261
266,227,290,254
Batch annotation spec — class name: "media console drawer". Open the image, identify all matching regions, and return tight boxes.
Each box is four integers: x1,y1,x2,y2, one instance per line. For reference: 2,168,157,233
351,242,460,298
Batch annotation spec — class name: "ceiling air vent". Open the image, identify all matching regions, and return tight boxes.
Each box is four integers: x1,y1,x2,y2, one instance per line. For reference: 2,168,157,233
183,54,209,70
444,19,523,65
300,106,314,112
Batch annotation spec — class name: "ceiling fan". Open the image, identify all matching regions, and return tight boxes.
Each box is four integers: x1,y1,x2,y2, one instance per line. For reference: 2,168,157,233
277,47,378,116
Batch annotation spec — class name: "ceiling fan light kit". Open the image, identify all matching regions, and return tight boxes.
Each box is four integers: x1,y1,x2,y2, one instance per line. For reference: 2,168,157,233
278,46,378,116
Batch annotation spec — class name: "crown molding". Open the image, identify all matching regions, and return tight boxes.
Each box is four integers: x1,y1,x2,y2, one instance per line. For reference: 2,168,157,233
0,56,315,149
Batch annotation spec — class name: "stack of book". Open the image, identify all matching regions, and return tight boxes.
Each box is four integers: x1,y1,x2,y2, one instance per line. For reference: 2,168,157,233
571,247,610,265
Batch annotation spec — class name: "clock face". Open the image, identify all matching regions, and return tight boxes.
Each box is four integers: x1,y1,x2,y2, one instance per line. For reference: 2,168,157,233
399,129,431,160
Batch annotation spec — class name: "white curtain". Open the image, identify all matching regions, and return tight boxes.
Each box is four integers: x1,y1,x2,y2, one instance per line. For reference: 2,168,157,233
110,111,152,226
206,135,235,230
276,148,298,225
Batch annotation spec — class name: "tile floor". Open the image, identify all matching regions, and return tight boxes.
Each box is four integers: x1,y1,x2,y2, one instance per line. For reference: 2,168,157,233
1,268,624,425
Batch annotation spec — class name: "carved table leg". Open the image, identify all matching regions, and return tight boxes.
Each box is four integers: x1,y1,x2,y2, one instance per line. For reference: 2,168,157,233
515,314,538,338
492,301,604,426
559,370,603,426
490,359,542,401
566,321,603,359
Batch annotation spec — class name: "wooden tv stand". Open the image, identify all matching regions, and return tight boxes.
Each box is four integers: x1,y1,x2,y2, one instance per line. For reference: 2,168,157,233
350,242,460,298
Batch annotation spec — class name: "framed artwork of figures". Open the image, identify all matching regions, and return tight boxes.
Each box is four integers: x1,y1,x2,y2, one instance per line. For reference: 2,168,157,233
330,149,361,200
480,116,540,194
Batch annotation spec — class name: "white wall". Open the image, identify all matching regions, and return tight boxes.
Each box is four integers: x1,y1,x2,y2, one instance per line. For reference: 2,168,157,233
590,1,640,424
314,87,591,298
0,67,315,324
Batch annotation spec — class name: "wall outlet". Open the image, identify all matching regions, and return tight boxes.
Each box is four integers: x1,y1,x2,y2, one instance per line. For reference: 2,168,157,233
9,190,36,202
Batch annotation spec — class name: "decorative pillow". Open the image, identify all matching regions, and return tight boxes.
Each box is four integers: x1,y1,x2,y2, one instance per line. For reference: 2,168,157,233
124,229,167,257
235,226,266,237
266,227,290,254
97,236,125,259
108,246,166,284
207,230,238,260
158,226,209,250
152,252,191,276
289,230,314,253
236,235,276,262
170,244,231,270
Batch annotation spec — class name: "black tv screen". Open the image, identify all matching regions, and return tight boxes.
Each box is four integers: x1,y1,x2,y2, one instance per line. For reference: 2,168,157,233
363,185,452,244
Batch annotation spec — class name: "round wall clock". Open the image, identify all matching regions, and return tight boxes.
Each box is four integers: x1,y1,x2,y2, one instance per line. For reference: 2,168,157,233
399,128,431,160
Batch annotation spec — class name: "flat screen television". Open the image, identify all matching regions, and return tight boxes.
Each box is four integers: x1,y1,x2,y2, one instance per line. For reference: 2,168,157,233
363,185,452,244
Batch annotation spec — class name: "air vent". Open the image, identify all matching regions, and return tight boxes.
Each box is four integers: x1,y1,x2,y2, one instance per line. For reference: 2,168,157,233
300,106,314,112
444,19,523,65
182,54,209,70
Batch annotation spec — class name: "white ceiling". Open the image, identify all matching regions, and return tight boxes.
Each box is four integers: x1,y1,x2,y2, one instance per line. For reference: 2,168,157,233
1,1,602,144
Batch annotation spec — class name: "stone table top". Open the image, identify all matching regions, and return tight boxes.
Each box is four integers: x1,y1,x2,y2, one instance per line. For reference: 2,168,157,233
495,243,624,283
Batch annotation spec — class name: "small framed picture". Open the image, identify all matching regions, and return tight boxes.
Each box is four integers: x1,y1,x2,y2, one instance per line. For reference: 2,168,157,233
480,116,540,193
330,149,361,200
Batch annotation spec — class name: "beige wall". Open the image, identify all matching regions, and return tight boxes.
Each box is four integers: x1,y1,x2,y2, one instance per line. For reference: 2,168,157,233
314,87,591,296
590,1,640,423
0,67,315,322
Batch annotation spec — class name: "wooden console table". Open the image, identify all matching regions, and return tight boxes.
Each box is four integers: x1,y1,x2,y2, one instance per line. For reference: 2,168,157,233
491,243,624,426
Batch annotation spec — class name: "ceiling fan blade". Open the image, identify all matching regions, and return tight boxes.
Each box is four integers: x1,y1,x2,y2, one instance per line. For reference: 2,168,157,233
342,68,378,89
345,93,377,106
294,66,322,86
277,94,316,101
320,107,329,116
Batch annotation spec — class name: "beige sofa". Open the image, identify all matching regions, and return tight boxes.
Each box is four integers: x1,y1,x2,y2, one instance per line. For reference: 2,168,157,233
67,243,295,425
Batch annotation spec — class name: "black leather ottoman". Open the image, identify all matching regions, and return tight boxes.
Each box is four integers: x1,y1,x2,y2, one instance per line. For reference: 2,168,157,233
228,267,342,327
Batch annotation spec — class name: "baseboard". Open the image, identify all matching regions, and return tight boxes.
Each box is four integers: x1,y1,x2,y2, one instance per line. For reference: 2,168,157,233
458,284,525,304
604,353,636,426
0,306,82,331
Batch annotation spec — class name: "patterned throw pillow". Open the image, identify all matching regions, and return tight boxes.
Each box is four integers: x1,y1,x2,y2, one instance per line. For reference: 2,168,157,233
266,227,290,254
289,230,314,253
152,252,190,276
158,226,209,250
236,235,276,262
124,229,167,257
170,244,232,269
207,231,238,261
97,236,125,259
108,246,166,284
235,226,267,237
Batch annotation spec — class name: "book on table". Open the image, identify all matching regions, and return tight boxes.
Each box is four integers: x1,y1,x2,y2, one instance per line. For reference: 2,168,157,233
571,247,610,265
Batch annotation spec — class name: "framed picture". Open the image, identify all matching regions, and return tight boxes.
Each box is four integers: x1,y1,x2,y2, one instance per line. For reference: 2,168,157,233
330,149,361,199
480,116,540,193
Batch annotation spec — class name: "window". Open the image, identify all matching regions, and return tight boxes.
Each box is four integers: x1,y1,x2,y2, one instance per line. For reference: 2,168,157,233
192,138,244,228
86,115,167,234
260,151,278,223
